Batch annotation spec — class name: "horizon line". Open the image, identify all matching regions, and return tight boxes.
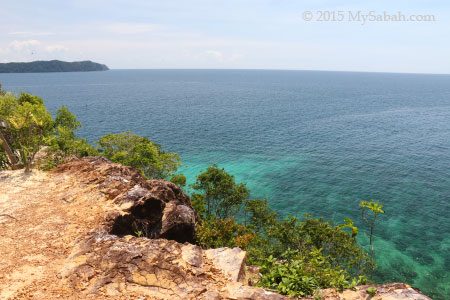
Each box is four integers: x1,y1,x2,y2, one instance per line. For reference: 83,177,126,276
108,68,450,76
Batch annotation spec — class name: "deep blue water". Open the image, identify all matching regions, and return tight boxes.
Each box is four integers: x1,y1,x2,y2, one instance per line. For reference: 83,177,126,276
1,70,449,299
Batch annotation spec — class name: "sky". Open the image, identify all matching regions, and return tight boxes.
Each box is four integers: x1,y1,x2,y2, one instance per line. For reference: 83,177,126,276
0,0,449,73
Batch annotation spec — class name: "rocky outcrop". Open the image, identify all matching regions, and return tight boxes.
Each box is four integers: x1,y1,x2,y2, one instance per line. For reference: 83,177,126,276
0,157,433,300
61,235,285,300
314,283,432,300
54,156,200,243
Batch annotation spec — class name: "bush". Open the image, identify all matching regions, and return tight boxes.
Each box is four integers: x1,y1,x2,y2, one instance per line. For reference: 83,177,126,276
258,248,366,297
97,131,181,179
196,217,255,250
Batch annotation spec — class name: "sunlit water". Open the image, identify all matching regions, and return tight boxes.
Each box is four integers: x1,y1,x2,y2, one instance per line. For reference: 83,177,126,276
1,70,449,299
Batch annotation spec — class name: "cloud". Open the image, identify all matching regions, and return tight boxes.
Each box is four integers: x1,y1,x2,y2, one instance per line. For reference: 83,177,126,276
0,40,70,62
9,40,41,51
104,23,164,34
205,50,223,59
46,44,69,52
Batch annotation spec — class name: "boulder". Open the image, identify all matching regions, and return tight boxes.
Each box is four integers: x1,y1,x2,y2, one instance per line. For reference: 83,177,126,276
54,156,200,243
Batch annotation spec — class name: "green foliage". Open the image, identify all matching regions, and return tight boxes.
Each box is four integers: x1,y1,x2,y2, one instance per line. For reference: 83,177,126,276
0,87,97,171
97,131,181,179
1,93,53,172
338,218,358,237
191,164,371,297
258,248,366,297
246,214,370,274
43,105,97,169
169,173,186,188
245,198,278,232
191,193,207,219
196,217,254,250
191,164,250,219
360,199,385,281
366,286,377,297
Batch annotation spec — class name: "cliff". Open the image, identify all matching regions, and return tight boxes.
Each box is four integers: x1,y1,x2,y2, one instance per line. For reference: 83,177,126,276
0,157,432,300
0,60,109,73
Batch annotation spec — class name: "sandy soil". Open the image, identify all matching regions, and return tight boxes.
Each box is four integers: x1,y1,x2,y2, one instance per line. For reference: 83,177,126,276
0,169,143,300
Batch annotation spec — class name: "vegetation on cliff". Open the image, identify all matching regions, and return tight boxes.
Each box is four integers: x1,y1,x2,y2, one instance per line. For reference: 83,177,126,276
0,60,109,73
0,85,179,179
191,165,371,297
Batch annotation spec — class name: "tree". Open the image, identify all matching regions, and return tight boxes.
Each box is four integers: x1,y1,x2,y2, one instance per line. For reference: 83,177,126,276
169,173,186,188
245,198,278,232
1,93,53,172
45,105,97,167
360,199,385,281
191,164,250,219
97,131,181,179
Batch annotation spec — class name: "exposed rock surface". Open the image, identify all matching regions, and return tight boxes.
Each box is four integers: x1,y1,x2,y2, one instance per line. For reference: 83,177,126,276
0,157,432,300
312,283,432,300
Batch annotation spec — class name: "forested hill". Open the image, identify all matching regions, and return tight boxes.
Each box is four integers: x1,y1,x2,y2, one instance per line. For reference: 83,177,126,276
0,60,109,73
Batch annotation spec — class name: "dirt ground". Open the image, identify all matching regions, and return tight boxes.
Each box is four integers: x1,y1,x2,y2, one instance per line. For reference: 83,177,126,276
0,169,147,300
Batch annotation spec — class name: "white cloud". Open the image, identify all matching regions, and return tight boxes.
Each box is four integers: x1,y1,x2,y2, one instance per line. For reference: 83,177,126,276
46,44,69,53
0,40,70,62
9,40,41,51
205,50,223,59
104,23,164,34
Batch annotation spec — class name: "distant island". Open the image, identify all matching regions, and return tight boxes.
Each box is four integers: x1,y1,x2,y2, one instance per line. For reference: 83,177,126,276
0,60,109,73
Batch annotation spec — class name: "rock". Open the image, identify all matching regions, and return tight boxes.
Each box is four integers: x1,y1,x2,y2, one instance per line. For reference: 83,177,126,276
316,283,432,300
205,247,247,283
54,156,201,243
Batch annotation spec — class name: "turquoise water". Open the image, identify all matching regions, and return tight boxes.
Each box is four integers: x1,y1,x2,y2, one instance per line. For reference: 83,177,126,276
1,70,449,299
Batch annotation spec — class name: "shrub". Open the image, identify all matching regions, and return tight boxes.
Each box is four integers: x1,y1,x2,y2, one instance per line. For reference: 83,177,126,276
258,248,366,297
97,131,181,179
196,217,254,250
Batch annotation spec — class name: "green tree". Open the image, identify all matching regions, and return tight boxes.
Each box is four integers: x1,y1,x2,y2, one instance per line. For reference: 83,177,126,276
44,105,97,168
97,131,181,179
2,93,53,172
191,164,250,219
360,199,385,281
245,198,278,232
169,173,187,188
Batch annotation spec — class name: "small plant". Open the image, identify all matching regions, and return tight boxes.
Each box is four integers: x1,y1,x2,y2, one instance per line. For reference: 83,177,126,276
360,199,385,281
313,289,325,300
135,230,143,237
366,286,377,296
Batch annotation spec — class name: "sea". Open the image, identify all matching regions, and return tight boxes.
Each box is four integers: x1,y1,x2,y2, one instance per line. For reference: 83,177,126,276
1,69,449,299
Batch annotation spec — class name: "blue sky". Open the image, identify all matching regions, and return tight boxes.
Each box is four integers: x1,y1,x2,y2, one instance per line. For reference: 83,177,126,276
0,0,449,73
